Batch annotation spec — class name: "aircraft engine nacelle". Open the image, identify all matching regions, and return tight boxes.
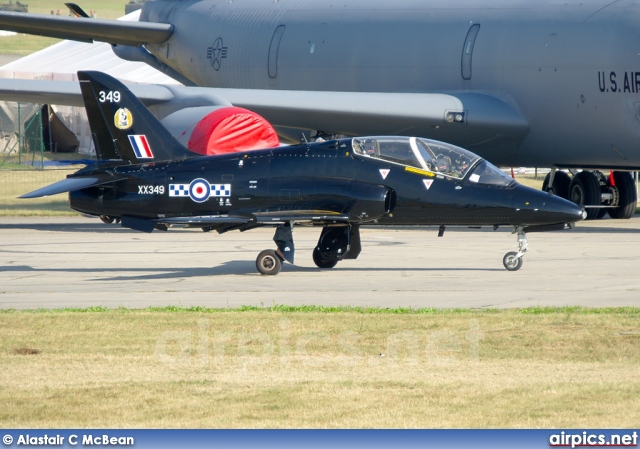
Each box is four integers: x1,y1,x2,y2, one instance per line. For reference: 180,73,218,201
345,182,396,221
160,106,280,155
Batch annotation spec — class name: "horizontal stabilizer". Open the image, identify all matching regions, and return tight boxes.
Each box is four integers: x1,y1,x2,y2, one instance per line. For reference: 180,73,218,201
0,11,173,46
19,176,120,198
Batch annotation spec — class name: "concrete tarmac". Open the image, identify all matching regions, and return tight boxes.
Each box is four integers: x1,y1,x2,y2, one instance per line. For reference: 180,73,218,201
1,216,640,309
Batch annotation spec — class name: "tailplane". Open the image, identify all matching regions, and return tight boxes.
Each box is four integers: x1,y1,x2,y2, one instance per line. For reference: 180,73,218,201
78,70,198,163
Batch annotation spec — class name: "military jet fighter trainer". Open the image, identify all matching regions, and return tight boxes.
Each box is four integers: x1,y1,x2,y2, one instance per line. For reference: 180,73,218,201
21,71,586,274
1,0,639,220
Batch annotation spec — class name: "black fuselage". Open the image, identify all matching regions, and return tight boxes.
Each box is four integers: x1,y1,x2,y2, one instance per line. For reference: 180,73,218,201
69,139,583,228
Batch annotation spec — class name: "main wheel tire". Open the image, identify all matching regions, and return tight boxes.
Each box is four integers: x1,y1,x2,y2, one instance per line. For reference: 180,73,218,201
569,171,601,220
608,171,637,219
256,249,283,275
542,171,571,199
99,215,114,224
312,247,339,269
503,251,523,271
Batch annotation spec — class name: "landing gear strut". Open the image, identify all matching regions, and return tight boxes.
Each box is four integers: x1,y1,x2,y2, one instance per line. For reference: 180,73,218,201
503,226,528,271
254,223,363,275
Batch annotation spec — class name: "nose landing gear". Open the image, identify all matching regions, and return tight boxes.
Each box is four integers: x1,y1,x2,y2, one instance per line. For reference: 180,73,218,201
503,226,528,271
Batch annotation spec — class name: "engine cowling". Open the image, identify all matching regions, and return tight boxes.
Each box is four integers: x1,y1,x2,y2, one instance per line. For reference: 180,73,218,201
160,106,280,155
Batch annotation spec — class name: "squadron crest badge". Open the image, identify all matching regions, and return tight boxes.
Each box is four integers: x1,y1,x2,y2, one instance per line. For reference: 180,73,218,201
114,108,133,130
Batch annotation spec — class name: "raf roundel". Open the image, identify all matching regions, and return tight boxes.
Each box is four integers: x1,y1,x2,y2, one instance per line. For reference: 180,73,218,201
189,178,211,203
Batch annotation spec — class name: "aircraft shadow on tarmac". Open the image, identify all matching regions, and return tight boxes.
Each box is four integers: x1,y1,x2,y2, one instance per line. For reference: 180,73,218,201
1,262,502,280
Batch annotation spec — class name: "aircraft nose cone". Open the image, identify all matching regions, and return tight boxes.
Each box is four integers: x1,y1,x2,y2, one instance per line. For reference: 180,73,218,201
511,184,586,225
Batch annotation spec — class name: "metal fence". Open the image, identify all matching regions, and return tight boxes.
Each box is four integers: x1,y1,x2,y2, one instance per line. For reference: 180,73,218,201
0,103,45,169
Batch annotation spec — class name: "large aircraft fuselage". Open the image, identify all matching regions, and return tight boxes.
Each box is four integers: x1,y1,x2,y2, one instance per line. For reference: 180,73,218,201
142,0,640,168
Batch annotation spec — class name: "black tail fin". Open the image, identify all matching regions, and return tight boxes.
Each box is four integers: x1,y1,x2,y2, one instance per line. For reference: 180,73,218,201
78,70,198,163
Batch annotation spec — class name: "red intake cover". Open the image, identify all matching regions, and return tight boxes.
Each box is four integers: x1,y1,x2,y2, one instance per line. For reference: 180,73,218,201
187,107,280,155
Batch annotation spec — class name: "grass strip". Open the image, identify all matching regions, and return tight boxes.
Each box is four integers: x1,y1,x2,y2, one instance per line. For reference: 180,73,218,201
2,305,639,315
1,307,639,427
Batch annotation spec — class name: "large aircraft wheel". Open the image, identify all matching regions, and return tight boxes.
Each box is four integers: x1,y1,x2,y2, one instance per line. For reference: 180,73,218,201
609,171,637,219
542,171,571,199
569,171,601,220
256,249,283,275
503,252,523,271
99,215,114,224
312,247,339,269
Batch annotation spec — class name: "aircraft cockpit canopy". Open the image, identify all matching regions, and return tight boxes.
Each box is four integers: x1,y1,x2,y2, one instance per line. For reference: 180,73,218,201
352,136,514,186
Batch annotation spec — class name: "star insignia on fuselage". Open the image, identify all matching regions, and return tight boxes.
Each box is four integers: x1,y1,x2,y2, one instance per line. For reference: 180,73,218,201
207,37,228,71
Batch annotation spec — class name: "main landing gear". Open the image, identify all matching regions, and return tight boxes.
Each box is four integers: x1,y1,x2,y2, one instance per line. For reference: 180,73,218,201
255,223,361,275
256,249,283,275
502,226,528,271
543,169,637,220
255,222,294,275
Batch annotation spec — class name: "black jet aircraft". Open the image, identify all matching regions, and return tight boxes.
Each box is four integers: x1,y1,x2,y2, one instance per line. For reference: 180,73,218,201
21,71,586,275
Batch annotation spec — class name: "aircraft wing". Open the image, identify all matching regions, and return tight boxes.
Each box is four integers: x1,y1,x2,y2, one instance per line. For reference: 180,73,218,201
0,11,172,46
0,79,232,109
0,77,528,159
159,212,350,234
161,212,350,228
253,212,351,224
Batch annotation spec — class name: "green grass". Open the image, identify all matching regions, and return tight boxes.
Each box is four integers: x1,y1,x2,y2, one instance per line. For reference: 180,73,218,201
0,0,135,55
1,308,639,427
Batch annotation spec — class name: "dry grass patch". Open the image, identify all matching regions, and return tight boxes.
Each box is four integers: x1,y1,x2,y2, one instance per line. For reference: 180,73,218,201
0,169,77,215
0,309,639,427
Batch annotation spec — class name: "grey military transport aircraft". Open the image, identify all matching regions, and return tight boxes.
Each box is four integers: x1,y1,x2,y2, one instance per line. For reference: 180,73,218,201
0,0,638,220
21,71,585,274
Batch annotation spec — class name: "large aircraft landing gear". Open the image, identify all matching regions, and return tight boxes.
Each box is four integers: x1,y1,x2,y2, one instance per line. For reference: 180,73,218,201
542,169,637,220
503,226,528,271
569,171,601,220
608,171,637,219
542,170,570,199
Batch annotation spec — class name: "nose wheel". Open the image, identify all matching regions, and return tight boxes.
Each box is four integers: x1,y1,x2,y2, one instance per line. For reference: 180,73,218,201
503,251,523,271
503,226,528,271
